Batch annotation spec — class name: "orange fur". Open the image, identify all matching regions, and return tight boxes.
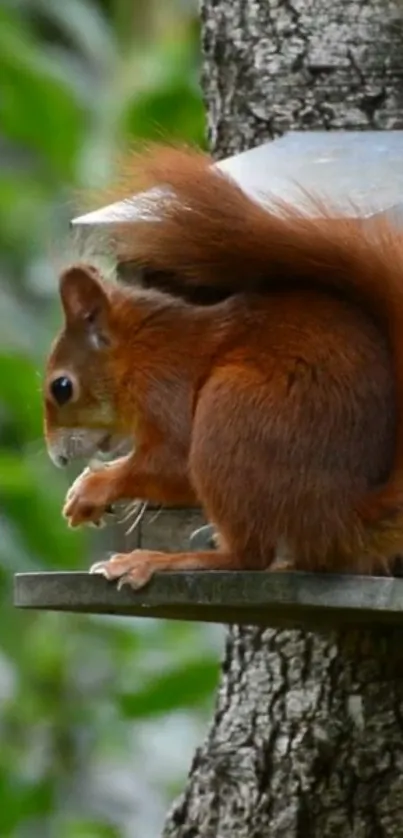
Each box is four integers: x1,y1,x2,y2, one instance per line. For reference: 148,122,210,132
42,146,403,587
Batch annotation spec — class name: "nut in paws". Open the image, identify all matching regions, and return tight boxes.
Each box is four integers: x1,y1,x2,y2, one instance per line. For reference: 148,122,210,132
63,467,117,528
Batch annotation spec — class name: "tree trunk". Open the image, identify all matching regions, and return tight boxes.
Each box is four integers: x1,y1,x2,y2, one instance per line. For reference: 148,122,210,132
163,1,403,836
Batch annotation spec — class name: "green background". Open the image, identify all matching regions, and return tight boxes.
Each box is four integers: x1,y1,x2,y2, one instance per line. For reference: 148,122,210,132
0,1,222,835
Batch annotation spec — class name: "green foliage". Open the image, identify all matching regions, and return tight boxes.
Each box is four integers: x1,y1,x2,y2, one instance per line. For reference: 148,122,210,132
119,659,219,718
0,2,218,835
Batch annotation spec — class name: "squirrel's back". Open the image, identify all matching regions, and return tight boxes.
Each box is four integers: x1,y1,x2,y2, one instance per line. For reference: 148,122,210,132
225,289,394,490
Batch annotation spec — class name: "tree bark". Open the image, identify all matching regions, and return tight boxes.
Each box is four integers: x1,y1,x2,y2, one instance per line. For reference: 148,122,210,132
201,0,403,158
163,1,403,836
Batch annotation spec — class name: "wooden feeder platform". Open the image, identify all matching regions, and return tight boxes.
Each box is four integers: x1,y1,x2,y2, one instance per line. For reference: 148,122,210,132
13,571,403,630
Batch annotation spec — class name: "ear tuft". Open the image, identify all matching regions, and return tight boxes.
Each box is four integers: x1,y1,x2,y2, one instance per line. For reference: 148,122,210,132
59,264,109,325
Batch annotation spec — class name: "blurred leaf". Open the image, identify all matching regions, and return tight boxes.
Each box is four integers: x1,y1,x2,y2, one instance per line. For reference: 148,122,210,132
59,820,120,838
0,451,36,493
126,83,205,145
33,0,117,69
119,658,219,717
0,353,42,437
0,775,52,832
0,7,83,178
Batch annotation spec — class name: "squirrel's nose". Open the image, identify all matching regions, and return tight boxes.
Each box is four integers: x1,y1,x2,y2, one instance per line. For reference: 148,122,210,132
54,453,68,468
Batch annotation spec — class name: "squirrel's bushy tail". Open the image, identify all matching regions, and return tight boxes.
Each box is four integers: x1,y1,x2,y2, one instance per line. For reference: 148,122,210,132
104,146,403,307
102,145,403,541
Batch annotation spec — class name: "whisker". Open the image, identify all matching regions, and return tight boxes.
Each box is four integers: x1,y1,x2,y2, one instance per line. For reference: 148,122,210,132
126,501,148,535
147,506,162,526
119,500,141,524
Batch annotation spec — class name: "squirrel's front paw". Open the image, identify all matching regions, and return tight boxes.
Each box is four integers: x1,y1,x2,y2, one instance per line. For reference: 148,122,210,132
63,467,116,528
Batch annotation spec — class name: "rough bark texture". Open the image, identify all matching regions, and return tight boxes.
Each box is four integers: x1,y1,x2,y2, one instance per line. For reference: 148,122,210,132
201,0,403,157
162,2,403,836
164,627,403,837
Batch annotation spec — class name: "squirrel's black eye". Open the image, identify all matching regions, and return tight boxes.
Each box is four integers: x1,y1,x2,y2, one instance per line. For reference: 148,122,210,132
50,376,74,406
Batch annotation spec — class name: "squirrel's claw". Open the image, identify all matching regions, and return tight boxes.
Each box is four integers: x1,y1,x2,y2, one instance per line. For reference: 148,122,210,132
89,551,162,590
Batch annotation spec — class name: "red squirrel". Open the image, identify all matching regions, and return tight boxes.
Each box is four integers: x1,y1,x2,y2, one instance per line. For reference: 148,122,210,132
43,145,403,589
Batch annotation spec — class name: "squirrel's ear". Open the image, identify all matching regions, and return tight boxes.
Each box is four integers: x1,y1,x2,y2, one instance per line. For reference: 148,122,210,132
59,265,110,341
